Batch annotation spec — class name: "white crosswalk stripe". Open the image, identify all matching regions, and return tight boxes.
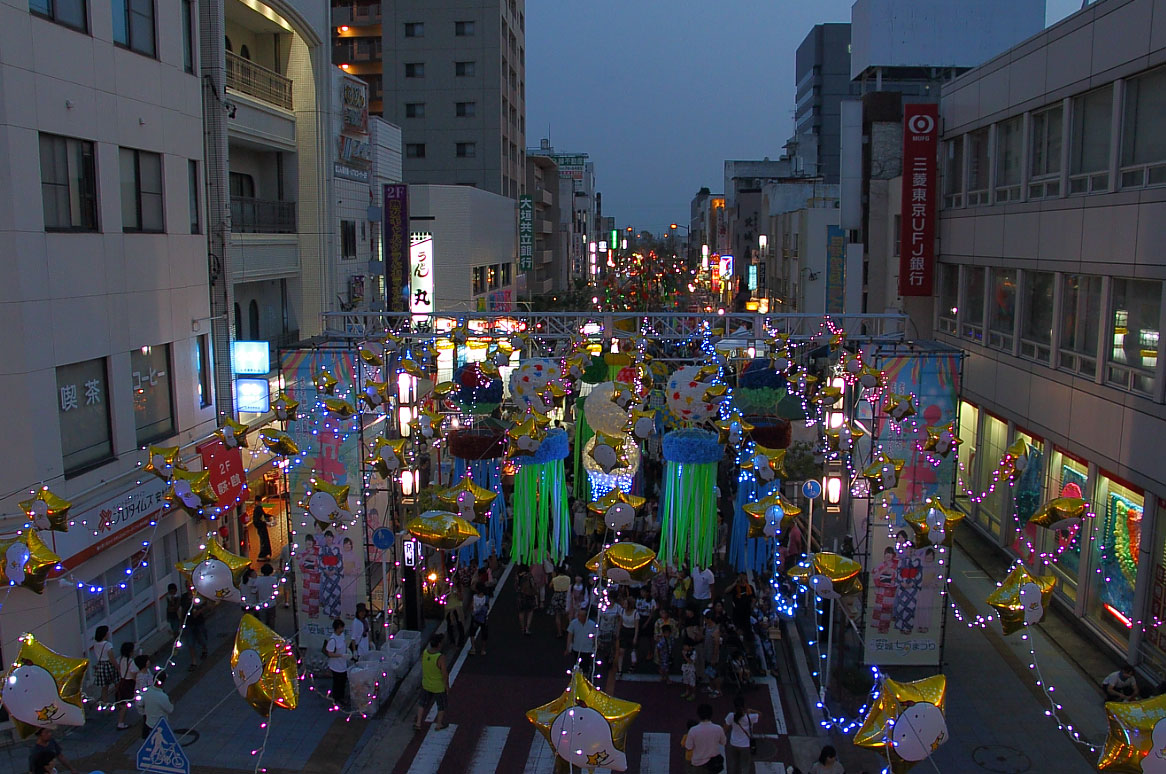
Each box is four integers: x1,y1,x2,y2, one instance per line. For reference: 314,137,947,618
466,726,510,774
406,723,458,774
523,731,556,773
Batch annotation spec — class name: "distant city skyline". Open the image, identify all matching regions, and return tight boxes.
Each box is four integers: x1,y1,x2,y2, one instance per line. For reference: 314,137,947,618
527,0,1084,233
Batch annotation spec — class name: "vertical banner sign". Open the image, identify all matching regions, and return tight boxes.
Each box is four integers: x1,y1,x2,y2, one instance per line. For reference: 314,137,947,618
826,225,846,313
383,184,409,311
197,438,246,508
518,194,534,272
899,103,938,296
410,233,435,320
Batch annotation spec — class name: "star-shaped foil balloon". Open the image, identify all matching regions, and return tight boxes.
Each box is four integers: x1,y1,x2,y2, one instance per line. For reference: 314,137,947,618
142,445,181,480
358,381,389,411
585,542,661,586
432,381,456,398
272,392,299,422
166,469,218,515
589,433,630,474
627,407,657,441
215,417,250,450
1098,694,1166,772
985,564,1056,636
741,445,788,482
714,411,755,448
771,347,793,373
259,429,299,457
303,479,351,525
1,633,87,736
507,417,547,457
883,393,916,422
399,357,427,379
322,397,357,421
841,352,864,376
921,422,961,458
825,422,865,454
703,383,731,406
176,540,251,594
788,552,863,599
448,319,471,346
406,510,480,550
438,477,498,524
367,437,407,479
743,493,802,539
1028,496,1089,530
0,531,60,594
854,675,948,773
410,407,442,440
812,386,843,407
786,371,818,396
588,490,646,528
527,671,641,764
997,438,1031,481
382,332,403,357
313,369,338,395
231,614,299,717
856,365,884,390
864,454,906,495
358,341,384,366
904,499,964,547
610,382,637,410
18,489,72,532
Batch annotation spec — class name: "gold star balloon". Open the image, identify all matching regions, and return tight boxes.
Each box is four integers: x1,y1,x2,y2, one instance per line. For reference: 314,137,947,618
438,476,498,524
367,437,407,479
382,332,403,356
1028,496,1089,531
358,381,389,411
1098,694,1166,772
610,382,637,410
215,417,250,450
358,341,384,366
714,411,755,448
406,510,480,550
399,357,426,378
904,499,964,547
883,393,916,422
410,407,442,440
997,438,1031,481
507,417,547,457
627,407,658,441
744,492,802,539
176,540,251,602
303,479,351,525
856,365,885,390
741,445,787,482
588,490,645,531
259,429,299,457
771,347,793,372
272,391,299,422
1,633,87,737
825,422,865,454
854,675,948,773
166,468,218,515
322,397,357,421
527,671,641,771
231,614,299,717
786,371,818,395
864,454,905,495
585,542,660,586
313,369,338,395
18,489,72,532
142,445,181,480
0,531,60,594
985,564,1056,636
921,422,961,458
812,386,843,407
588,433,629,474
788,552,863,599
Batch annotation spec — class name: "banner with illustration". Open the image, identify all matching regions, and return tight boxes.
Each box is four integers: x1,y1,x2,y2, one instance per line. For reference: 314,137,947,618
862,347,961,666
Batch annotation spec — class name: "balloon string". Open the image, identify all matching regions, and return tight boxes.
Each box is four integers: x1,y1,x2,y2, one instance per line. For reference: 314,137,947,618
252,711,275,773
1021,623,1101,753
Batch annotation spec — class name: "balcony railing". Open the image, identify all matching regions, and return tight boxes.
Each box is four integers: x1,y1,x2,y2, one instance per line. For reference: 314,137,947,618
226,51,293,110
231,196,296,234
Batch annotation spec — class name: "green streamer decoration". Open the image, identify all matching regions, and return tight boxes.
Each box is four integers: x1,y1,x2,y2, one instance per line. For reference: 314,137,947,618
659,460,718,569
572,395,595,501
512,459,570,565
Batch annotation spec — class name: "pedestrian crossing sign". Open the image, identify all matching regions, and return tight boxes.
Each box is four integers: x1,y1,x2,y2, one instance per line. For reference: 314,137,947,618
136,717,190,774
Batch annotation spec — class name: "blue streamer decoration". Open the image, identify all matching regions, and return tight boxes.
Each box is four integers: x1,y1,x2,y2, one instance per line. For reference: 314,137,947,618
519,428,570,465
453,457,508,565
730,470,779,572
661,429,723,464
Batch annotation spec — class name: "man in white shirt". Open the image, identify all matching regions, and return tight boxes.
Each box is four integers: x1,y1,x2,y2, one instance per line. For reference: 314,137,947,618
1103,664,1139,702
685,703,726,770
691,566,716,608
138,671,174,740
565,608,599,671
326,619,350,709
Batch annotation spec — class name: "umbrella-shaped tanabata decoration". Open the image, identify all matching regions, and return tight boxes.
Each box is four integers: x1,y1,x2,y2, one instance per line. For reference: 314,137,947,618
854,675,949,773
512,429,571,565
527,671,641,772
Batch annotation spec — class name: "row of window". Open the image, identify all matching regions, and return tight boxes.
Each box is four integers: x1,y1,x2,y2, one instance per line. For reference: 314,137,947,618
404,61,476,78
405,142,477,159
402,20,476,37
937,263,1164,398
943,65,1166,207
471,263,513,295
404,101,477,119
31,0,195,72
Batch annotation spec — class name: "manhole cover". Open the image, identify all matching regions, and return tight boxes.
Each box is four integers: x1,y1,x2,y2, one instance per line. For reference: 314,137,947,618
972,745,1031,773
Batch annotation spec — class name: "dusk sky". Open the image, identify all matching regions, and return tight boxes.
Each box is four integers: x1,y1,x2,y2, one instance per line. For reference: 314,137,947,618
526,0,1085,233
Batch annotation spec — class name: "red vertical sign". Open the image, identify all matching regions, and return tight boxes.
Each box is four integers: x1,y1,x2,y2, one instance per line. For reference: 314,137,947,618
198,438,247,508
899,103,938,296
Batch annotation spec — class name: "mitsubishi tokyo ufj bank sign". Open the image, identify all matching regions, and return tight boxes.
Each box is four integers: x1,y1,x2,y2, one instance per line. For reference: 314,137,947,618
899,104,938,296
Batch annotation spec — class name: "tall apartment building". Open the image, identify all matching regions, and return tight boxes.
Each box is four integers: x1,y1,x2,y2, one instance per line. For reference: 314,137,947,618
794,23,855,183
932,0,1166,670
525,153,567,295
335,0,527,199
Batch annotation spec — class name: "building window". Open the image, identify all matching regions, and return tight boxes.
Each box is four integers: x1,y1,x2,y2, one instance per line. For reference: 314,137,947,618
455,61,476,77
229,171,254,199
131,344,174,445
960,266,986,342
181,0,193,72
1029,105,1062,199
994,117,1022,202
987,268,1017,350
188,160,200,234
1059,274,1102,378
1019,270,1054,362
1070,85,1112,193
404,22,423,37
39,133,97,231
405,143,425,159
57,358,112,475
456,101,476,117
405,102,425,118
500,263,512,286
404,62,424,78
954,400,978,514
966,129,989,205
937,263,958,334
472,266,487,295
341,219,357,259
488,265,499,289
194,335,212,408
975,413,1009,538
456,142,476,158
119,148,164,232
112,0,155,57
1087,473,1144,644
29,0,87,32
1107,278,1160,395
1120,67,1166,188
942,139,964,208
455,20,474,36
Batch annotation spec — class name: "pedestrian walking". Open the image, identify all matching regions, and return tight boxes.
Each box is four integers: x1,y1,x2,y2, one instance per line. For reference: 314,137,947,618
115,642,139,730
139,671,173,739
253,502,272,560
325,619,350,709
530,558,547,610
164,583,181,634
350,603,370,658
565,608,599,672
615,597,640,676
568,575,590,618
656,624,674,682
550,567,571,637
258,563,279,627
692,565,716,608
414,633,449,731
445,581,466,647
680,644,697,700
516,564,536,636
727,573,755,638
181,589,209,669
90,626,118,706
469,584,490,656
28,728,78,774
685,703,726,773
723,694,761,774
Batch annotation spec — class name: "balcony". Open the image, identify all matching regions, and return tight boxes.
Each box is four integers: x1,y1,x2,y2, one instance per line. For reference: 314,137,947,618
226,51,293,111
231,197,296,233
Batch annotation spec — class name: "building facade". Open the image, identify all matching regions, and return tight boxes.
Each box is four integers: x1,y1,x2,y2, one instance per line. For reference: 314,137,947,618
529,144,595,283
794,23,855,183
933,0,1166,669
524,153,566,296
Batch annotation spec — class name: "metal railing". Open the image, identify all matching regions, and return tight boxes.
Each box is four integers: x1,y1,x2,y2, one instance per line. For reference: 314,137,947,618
226,51,293,110
230,196,296,234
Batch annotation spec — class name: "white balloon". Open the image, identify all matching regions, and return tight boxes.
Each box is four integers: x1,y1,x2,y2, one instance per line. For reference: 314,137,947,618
592,443,621,474
584,383,631,436
194,558,240,603
605,502,635,531
926,508,947,546
379,448,401,472
665,366,719,423
6,543,29,585
550,705,628,771
150,455,172,477
1143,719,1166,774
2,664,84,729
233,649,263,696
809,574,838,599
764,505,784,538
29,501,51,531
1019,581,1045,626
890,702,948,762
753,454,775,482
172,479,201,509
606,567,632,585
308,491,340,522
632,415,655,440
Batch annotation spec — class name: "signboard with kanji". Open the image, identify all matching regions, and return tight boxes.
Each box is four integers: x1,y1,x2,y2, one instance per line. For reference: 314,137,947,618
198,438,246,509
410,233,434,319
899,103,938,296
518,194,534,272
383,184,409,311
826,225,846,313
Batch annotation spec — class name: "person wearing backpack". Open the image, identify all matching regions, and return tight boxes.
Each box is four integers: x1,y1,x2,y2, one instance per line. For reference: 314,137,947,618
723,693,761,773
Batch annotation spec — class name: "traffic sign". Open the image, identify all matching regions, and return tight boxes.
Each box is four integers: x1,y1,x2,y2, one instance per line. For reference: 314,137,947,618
137,717,190,774
802,479,823,500
372,527,395,550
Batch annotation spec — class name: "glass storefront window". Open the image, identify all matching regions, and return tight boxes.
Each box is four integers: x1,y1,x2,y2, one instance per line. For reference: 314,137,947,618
1009,431,1046,567
1060,274,1103,378
962,267,986,342
975,414,1008,539
956,401,979,514
1107,278,1160,395
988,268,1017,350
1088,474,1144,644
1047,448,1088,602
1020,271,1054,362
1140,501,1166,673
105,562,133,614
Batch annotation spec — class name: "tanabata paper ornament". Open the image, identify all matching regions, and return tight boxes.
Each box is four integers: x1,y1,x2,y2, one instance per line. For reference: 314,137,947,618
584,382,632,436
788,552,863,599
0,531,59,594
510,358,564,413
864,454,905,495
18,489,72,533
1,633,86,736
857,365,884,390
854,675,948,773
215,417,250,450
666,365,722,423
259,429,299,457
714,411,755,448
825,422,865,454
589,433,629,474
883,393,916,422
1098,694,1166,772
166,469,218,515
231,614,298,716
507,417,547,457
358,381,388,410
1028,496,1089,531
304,479,351,525
143,445,181,480
322,397,357,421
904,500,964,547
527,672,641,772
406,511,480,550
627,407,657,441
588,490,646,531
998,438,1031,480
410,407,442,440
272,392,299,422
585,542,661,586
985,564,1056,635
921,422,961,458
313,369,338,395
743,493,802,539
176,541,251,604
438,477,498,524
741,445,787,482
367,437,407,479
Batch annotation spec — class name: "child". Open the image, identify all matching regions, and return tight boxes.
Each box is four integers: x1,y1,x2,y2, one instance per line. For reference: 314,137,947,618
655,624,674,683
680,643,697,700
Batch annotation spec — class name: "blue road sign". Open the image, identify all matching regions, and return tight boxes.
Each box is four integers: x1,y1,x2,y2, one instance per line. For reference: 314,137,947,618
802,479,823,500
372,527,395,550
137,717,190,774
